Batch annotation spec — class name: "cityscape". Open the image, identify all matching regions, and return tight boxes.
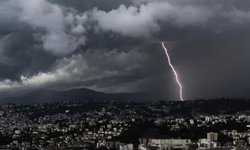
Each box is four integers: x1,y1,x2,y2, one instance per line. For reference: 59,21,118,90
1,99,250,150
1,0,250,150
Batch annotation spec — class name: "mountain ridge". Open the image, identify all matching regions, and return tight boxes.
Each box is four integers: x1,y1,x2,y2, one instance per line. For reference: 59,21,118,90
0,88,156,104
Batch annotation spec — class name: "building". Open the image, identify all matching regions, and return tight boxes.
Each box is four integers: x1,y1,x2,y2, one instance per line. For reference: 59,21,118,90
207,132,218,141
119,143,133,150
198,139,220,149
139,138,191,150
0,146,19,150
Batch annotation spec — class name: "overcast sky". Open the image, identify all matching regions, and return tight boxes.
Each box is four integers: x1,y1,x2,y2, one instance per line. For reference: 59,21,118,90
0,0,250,100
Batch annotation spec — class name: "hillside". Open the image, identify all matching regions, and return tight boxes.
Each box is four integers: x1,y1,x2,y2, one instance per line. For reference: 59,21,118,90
0,88,156,104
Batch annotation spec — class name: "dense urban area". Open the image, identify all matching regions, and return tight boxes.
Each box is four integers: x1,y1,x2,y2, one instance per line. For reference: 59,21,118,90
1,99,250,150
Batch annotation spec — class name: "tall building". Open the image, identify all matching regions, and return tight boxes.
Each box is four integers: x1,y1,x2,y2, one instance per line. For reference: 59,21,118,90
207,132,218,141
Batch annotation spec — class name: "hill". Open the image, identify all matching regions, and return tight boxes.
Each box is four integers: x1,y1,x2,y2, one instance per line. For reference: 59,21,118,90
0,88,156,104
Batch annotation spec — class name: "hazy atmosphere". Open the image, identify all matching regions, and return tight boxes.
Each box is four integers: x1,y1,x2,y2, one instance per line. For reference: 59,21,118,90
1,0,250,100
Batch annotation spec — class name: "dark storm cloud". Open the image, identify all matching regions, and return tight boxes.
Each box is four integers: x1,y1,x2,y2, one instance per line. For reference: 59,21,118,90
0,31,57,81
0,0,250,100
48,0,132,11
173,37,250,99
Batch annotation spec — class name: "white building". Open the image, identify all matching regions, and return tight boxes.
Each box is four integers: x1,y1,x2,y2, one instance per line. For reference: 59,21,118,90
205,116,212,122
198,139,220,149
140,138,191,150
119,143,133,150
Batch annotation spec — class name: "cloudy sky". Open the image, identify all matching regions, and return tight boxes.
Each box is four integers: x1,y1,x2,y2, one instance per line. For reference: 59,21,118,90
0,0,250,100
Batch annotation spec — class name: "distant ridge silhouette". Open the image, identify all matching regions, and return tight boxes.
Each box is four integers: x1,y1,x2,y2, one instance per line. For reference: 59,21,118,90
0,88,155,104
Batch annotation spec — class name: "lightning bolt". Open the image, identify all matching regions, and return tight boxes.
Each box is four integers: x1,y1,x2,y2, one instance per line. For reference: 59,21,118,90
161,42,183,101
